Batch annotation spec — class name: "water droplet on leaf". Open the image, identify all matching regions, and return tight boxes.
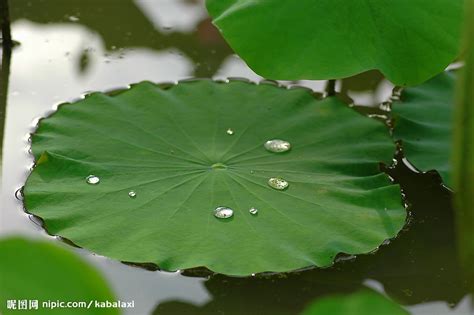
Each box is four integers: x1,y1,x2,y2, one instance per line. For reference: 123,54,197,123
249,207,258,215
86,175,100,185
264,139,291,153
226,128,234,135
214,206,234,219
268,177,289,190
128,191,137,198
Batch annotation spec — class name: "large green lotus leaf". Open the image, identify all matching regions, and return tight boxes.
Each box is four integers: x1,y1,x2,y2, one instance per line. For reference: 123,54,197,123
392,72,455,187
206,0,464,86
0,237,118,315
24,80,405,276
300,289,409,315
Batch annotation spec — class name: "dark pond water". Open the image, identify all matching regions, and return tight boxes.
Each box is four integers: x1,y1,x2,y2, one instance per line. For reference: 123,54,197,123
0,1,472,314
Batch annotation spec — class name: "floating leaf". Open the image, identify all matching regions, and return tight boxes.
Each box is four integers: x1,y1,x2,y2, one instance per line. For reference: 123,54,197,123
206,0,464,86
392,72,455,187
0,237,118,315
24,80,405,276
300,289,409,315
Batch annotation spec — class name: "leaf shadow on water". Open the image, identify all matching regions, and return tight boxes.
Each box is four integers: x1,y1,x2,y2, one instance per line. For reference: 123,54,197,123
10,0,233,78
152,148,469,315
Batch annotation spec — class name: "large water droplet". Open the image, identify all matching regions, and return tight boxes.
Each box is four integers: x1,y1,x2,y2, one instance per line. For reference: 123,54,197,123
264,139,291,153
249,207,258,215
226,128,234,135
214,206,234,219
128,191,137,198
268,177,289,190
86,175,100,185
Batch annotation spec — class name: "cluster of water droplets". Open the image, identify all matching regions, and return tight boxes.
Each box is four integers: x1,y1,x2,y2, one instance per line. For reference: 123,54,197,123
212,134,292,220
86,175,138,198
82,131,292,220
213,206,259,219
264,140,290,190
265,140,290,191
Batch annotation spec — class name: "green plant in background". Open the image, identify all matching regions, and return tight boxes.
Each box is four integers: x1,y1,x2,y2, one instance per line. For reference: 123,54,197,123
155,286,411,315
392,72,456,187
206,0,464,85
453,0,474,290
24,80,405,276
300,289,409,315
0,237,118,315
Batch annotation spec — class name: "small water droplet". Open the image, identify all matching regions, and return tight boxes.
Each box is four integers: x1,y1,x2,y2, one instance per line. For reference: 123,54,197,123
226,128,234,135
128,191,137,198
268,177,289,190
249,207,258,215
264,139,291,153
214,206,234,219
86,175,100,185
